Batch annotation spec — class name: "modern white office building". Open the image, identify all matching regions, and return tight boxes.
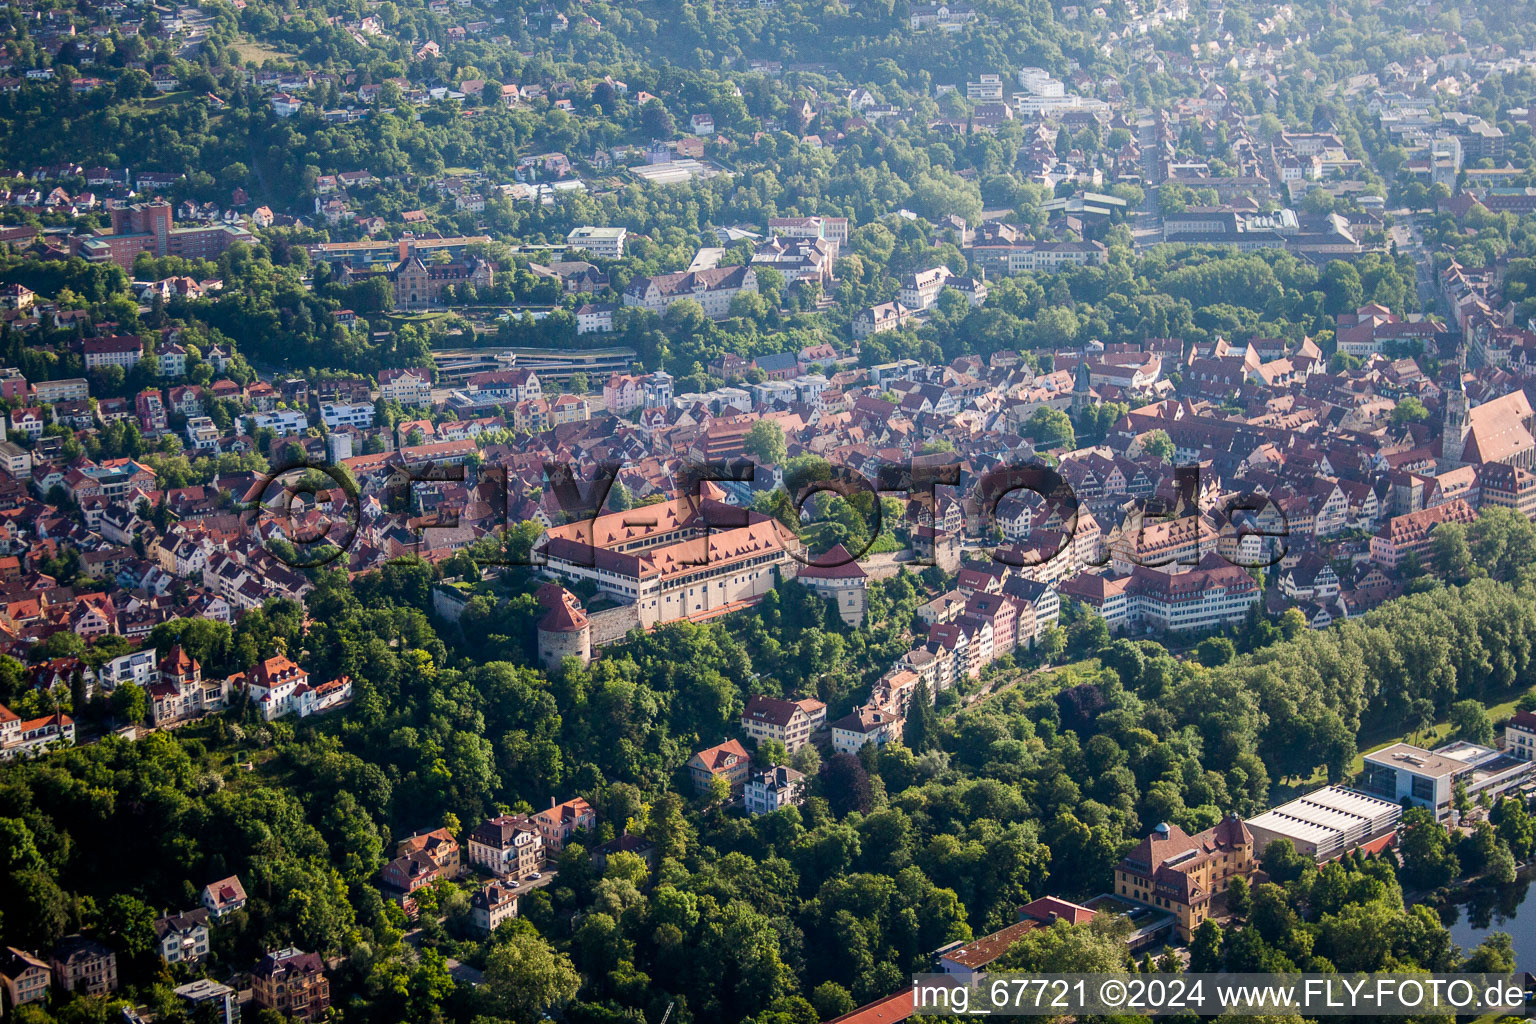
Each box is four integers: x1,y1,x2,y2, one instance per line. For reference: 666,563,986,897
1358,742,1536,822
566,226,628,259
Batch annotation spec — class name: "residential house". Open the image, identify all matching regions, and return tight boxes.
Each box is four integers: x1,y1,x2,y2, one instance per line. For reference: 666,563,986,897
740,694,826,752
152,909,211,965
467,815,546,878
470,883,519,935
50,936,118,995
687,739,752,794
380,849,441,907
0,948,51,1008
830,705,904,755
899,267,953,310
245,654,310,720
743,765,806,815
532,797,596,854
201,876,247,918
852,301,916,338
396,827,463,879
251,949,329,1022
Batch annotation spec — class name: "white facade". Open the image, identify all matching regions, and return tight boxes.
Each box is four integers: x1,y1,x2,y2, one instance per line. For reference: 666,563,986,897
253,410,309,435
1245,786,1402,862
185,417,219,450
321,402,376,430
900,267,953,310
576,303,617,334
102,650,160,690
1017,67,1066,96
566,226,628,259
380,369,432,405
744,766,806,815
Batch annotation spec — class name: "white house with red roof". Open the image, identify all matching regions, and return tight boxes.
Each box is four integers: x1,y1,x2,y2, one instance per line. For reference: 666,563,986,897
245,654,309,720
294,675,352,717
0,703,75,759
201,876,246,917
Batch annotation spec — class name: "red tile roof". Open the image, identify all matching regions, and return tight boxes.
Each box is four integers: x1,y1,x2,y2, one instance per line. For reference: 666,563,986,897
797,542,868,580
824,990,915,1024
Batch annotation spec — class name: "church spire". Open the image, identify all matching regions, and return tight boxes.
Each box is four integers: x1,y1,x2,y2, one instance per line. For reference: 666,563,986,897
1442,351,1469,466
1072,358,1092,413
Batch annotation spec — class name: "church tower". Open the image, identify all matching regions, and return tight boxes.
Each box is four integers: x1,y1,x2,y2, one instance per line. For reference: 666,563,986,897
1442,355,1469,467
1071,358,1093,413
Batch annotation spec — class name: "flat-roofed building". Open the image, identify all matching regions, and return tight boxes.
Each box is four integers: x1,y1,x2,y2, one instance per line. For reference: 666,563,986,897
566,226,628,259
175,979,239,1024
1245,785,1402,861
1359,741,1536,822
1357,743,1464,820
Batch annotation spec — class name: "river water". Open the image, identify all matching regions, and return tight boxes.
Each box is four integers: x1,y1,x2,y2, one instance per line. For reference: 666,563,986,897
1440,872,1536,971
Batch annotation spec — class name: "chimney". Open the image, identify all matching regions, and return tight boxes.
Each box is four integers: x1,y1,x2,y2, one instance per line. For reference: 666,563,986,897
550,797,556,809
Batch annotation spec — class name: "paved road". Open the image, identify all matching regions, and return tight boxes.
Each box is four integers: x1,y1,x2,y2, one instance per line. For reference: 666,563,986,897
1386,207,1438,312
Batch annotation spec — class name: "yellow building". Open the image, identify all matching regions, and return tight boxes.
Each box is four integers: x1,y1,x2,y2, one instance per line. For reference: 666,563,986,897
1113,817,1254,941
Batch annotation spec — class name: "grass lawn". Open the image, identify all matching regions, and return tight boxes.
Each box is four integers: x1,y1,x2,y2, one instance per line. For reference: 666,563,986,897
960,656,1104,714
230,37,290,64
1283,685,1536,794
125,90,196,113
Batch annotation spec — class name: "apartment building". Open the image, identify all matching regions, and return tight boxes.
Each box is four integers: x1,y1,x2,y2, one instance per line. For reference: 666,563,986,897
830,705,904,755
532,797,596,853
251,948,329,1023
51,937,119,996
396,827,463,879
470,883,519,935
468,815,545,878
0,948,51,1008
740,694,827,752
899,267,954,310
320,402,376,429
623,265,758,318
687,739,752,794
852,301,917,338
566,225,628,258
743,765,807,815
1369,499,1478,570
